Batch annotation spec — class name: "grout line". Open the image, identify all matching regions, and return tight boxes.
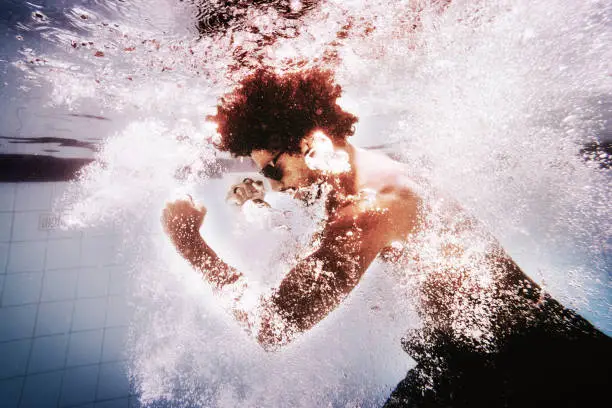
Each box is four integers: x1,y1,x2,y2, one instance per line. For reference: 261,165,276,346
1,238,49,245
0,325,129,346
10,236,81,245
58,231,85,408
0,208,56,214
17,206,52,408
0,183,133,407
94,361,102,403
97,262,114,376
0,358,129,382
0,186,17,305
88,236,109,401
95,270,114,403
0,241,9,274
63,396,130,408
2,184,26,407
1,295,106,311
4,260,127,275
4,235,123,247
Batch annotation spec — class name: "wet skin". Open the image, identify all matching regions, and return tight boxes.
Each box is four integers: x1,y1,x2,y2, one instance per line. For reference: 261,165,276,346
161,133,542,349
163,133,425,348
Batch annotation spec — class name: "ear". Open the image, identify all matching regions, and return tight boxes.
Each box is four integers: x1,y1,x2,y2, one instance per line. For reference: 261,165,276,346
303,130,350,174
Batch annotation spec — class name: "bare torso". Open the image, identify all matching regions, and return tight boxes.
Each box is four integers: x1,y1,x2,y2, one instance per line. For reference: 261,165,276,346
337,148,551,348
163,144,600,352
331,147,422,245
163,143,610,407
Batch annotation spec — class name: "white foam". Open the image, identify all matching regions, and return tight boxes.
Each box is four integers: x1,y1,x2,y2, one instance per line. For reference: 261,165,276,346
25,0,612,406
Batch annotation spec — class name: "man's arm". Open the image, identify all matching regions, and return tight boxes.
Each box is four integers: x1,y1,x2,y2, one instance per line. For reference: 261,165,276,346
163,199,387,350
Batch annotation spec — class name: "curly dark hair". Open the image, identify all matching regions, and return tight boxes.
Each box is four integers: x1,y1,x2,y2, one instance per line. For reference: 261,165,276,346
208,68,358,157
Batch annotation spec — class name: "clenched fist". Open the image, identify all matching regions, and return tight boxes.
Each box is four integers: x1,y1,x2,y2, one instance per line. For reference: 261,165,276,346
162,197,207,251
226,177,269,207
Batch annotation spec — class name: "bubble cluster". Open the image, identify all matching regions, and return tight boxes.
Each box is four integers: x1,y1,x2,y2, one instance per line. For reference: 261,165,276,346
10,0,609,406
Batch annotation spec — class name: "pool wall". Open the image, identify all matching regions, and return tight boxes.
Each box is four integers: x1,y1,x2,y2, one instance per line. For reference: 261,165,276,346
0,182,135,408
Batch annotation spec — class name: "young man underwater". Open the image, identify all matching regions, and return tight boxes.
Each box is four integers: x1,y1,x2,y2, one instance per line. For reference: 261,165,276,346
162,69,610,407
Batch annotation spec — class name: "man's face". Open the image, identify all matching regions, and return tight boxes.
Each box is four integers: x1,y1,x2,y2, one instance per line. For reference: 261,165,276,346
250,148,319,195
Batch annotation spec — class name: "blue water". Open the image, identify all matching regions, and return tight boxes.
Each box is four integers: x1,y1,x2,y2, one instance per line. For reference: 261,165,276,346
0,1,610,407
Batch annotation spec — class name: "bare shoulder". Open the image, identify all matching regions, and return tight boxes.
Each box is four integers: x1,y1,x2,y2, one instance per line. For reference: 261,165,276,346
325,149,423,240
376,175,422,237
329,179,421,244
355,149,421,208
379,174,420,205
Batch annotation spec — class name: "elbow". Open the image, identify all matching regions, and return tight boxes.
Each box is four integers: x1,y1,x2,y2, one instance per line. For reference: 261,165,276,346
254,298,310,351
255,320,298,352
257,338,284,352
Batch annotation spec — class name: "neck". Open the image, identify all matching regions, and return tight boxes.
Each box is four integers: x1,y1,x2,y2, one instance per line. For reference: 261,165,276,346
324,143,361,211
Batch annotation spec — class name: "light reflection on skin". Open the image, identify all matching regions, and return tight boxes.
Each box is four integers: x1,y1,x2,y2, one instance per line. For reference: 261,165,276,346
162,131,434,348
162,111,610,408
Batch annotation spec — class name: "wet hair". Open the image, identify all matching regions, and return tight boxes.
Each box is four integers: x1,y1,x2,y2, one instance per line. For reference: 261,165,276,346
208,68,358,157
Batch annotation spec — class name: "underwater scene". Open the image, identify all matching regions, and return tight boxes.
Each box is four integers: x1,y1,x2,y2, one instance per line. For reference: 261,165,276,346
0,1,610,407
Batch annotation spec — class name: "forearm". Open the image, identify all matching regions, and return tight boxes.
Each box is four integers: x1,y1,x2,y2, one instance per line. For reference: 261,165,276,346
164,209,377,351
172,231,242,289
171,231,344,349
162,199,275,345
170,230,271,340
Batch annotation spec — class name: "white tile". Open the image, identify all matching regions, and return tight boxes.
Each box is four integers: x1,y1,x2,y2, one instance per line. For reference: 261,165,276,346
82,224,117,238
51,182,70,204
11,212,48,242
72,298,107,331
105,296,130,328
36,301,74,336
95,398,129,408
41,269,78,302
77,268,110,299
96,362,130,400
0,339,31,379
101,327,128,363
0,377,24,408
80,236,116,267
46,238,81,270
0,304,37,342
1,272,43,306
14,183,53,212
59,365,99,407
0,213,13,242
66,330,103,367
0,183,16,212
48,224,82,240
20,371,63,408
0,242,9,273
6,241,47,273
27,334,69,374
108,267,129,296
46,210,82,240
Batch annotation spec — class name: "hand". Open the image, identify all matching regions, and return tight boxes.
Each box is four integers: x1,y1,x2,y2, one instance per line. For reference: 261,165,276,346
226,177,268,206
162,197,207,249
